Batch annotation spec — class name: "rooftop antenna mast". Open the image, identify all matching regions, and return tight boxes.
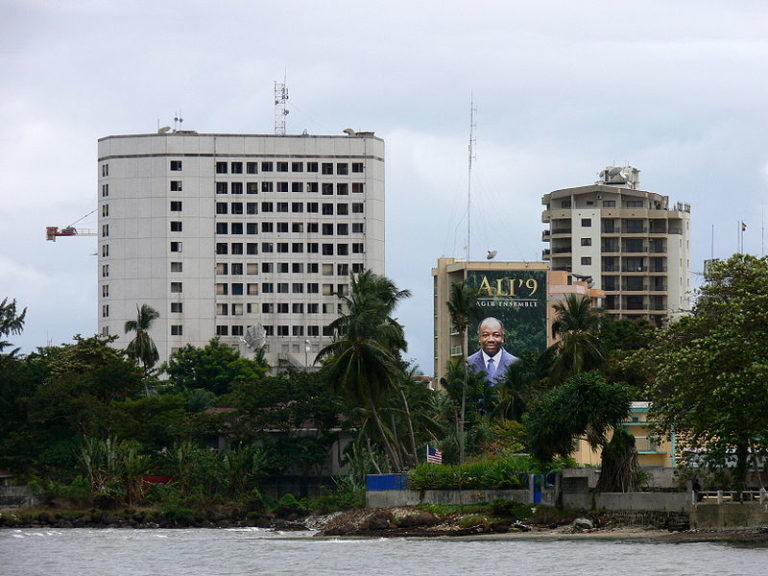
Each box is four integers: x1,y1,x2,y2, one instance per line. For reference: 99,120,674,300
274,77,289,135
466,97,477,262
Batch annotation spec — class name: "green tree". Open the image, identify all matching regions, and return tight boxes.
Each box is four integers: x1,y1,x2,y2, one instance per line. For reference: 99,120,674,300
164,338,268,396
633,254,768,488
318,270,411,471
526,371,632,464
0,297,27,355
124,304,160,374
548,294,604,381
446,281,481,463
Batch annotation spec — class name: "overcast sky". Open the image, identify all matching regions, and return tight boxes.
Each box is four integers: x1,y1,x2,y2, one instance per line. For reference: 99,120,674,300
2,0,767,373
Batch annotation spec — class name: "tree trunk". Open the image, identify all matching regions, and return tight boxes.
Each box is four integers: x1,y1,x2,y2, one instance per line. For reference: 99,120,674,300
370,402,403,471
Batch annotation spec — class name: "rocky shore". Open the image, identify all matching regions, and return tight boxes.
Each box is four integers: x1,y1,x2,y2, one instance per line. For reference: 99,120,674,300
3,505,768,544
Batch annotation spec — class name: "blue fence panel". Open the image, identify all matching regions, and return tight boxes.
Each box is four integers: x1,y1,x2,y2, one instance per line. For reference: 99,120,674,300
366,473,409,491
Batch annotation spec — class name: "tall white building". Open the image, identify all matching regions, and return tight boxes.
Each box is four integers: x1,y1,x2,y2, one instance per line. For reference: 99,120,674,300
98,130,385,368
541,167,691,326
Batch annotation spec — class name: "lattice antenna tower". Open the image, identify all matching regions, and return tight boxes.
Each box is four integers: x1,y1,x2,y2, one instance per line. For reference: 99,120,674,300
466,97,477,262
274,80,289,135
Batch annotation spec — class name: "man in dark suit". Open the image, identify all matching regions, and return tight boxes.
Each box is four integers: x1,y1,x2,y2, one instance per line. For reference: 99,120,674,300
466,317,518,385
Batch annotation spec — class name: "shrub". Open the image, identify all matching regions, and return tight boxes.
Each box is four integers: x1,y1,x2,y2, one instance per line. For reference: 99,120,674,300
160,502,196,525
271,493,308,518
489,498,532,520
408,456,534,491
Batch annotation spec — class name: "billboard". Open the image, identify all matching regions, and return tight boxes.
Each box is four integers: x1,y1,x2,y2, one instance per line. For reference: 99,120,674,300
465,269,548,382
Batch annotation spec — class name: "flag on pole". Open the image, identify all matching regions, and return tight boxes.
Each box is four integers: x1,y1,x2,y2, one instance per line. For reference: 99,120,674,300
426,446,443,464
742,221,748,231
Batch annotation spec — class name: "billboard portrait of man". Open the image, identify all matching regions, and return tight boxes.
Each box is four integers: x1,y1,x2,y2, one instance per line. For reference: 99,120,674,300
466,317,519,385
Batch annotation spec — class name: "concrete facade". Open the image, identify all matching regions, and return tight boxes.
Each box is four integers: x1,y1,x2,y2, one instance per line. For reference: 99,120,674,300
541,166,691,327
97,131,385,368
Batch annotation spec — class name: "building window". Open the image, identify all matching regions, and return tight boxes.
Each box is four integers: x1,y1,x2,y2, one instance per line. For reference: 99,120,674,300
231,223,243,235
276,161,288,172
322,244,334,255
231,263,243,275
308,303,319,313
247,223,258,234
560,200,572,208
262,182,273,193
307,242,318,253
216,325,229,336
262,242,273,253
246,242,258,255
322,223,334,235
247,283,259,295
231,182,243,194
352,162,364,173
231,325,244,336
247,162,258,174
581,238,592,246
262,283,274,293
102,184,109,197
603,200,616,207
291,162,303,172
322,163,333,175
170,180,182,191
170,160,182,171
231,283,243,295
171,262,183,272
306,162,318,172
352,182,364,193
261,202,273,212
307,283,319,294
292,182,303,193
216,202,228,214
247,264,258,275
216,303,228,316
352,223,364,233
307,182,319,193
277,202,288,212
231,162,243,174
581,218,592,227
337,223,349,235
101,224,109,237
336,163,348,175
292,202,303,213
292,303,304,313
277,243,289,253
170,201,182,211
102,244,109,257
322,203,334,215
231,202,243,214
170,221,182,232
102,204,109,217
322,183,334,195
247,182,259,194
231,243,243,255
171,302,183,313
216,283,228,295
216,162,228,174
307,202,319,213
292,242,304,253
216,243,228,254
247,202,258,215
352,243,364,253
581,257,592,265
171,242,182,252
337,244,349,256
170,282,182,293
216,223,228,234
292,283,304,293
102,304,109,318
102,284,109,298
352,203,364,213
216,182,228,194
337,183,348,195
216,263,228,275
261,161,273,172
101,163,109,177
307,223,318,233
277,222,289,233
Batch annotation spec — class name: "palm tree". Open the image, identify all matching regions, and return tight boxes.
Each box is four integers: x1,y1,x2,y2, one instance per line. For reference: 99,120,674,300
0,298,27,355
124,304,160,375
548,294,603,381
446,281,480,463
318,271,411,471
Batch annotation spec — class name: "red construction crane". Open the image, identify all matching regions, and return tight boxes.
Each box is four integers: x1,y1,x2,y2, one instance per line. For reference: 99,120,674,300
46,209,97,242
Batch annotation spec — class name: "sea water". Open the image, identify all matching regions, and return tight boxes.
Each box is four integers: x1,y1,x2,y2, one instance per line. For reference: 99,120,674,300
2,527,767,576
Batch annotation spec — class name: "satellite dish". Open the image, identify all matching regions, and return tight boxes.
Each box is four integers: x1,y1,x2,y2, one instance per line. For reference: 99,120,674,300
158,126,171,134
487,250,497,260
241,324,267,351
343,128,356,136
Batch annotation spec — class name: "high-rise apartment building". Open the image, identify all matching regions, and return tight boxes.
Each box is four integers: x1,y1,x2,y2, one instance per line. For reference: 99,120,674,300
97,130,384,368
541,167,691,326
